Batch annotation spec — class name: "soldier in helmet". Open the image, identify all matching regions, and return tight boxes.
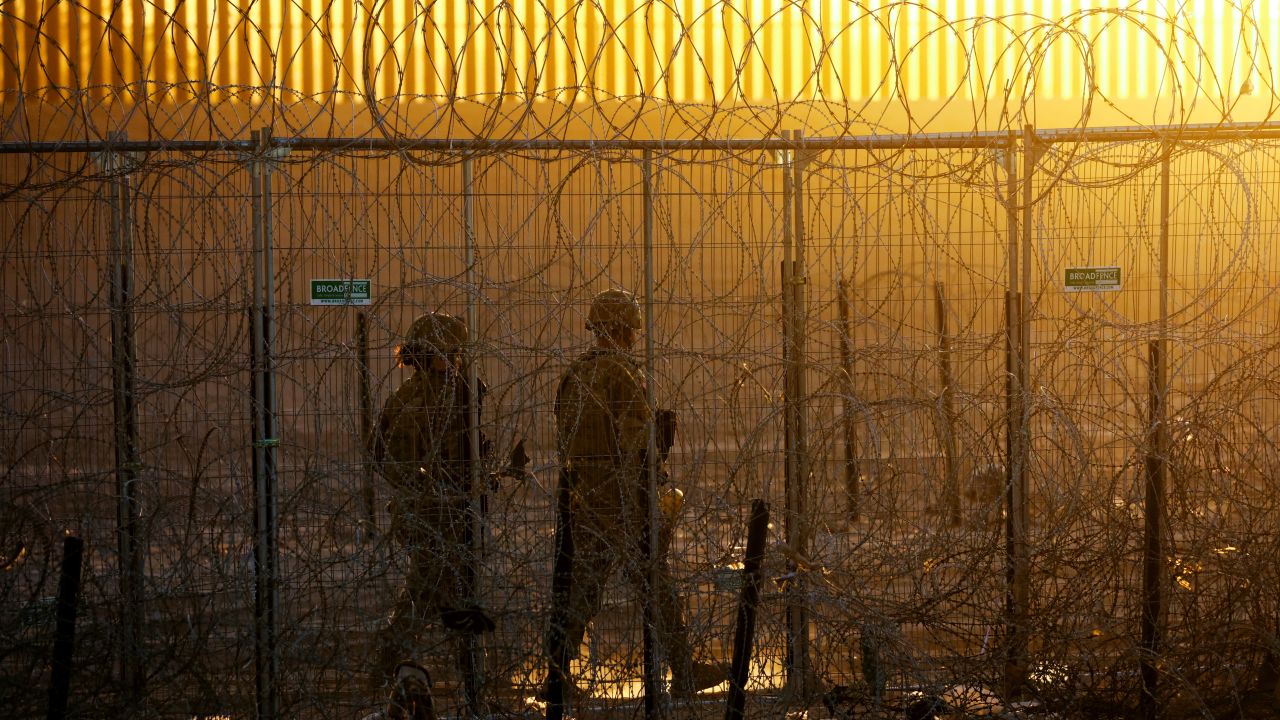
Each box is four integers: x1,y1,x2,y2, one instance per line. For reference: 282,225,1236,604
542,289,724,702
369,312,494,692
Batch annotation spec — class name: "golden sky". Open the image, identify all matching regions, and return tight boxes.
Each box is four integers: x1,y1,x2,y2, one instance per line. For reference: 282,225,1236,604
1,1,1274,135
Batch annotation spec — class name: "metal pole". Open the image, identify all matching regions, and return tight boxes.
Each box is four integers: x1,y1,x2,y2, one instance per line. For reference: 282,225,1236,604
1140,145,1172,720
1002,131,1029,697
461,157,486,718
1159,144,1171,340
105,135,144,705
837,275,858,520
778,130,797,695
357,311,376,536
641,149,660,719
788,129,812,698
1020,125,1034,394
463,156,481,494
249,127,280,720
780,129,794,522
1005,132,1019,303
545,476,575,720
1011,126,1037,695
724,499,770,720
935,282,959,526
46,534,84,720
791,134,810,522
1003,290,1027,695
1141,340,1167,720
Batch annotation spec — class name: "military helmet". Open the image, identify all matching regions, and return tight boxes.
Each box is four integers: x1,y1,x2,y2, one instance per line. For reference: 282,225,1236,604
587,289,642,331
405,312,468,355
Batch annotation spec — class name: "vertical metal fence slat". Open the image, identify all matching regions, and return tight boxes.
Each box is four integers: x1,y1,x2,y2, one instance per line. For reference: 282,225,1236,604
790,129,812,699
1020,125,1034,395
641,148,660,720
104,134,145,706
1140,145,1173,720
725,499,770,720
837,276,858,520
250,126,280,720
358,311,376,534
1159,144,1171,339
46,534,84,720
1141,339,1168,720
778,129,796,695
1002,127,1029,696
462,156,485,717
936,281,959,526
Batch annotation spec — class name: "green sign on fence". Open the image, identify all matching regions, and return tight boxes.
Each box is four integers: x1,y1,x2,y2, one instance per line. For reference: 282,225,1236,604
310,279,372,306
1064,266,1121,293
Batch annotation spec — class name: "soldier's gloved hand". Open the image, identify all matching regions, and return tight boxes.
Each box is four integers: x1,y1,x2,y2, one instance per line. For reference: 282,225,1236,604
658,486,684,521
440,604,496,634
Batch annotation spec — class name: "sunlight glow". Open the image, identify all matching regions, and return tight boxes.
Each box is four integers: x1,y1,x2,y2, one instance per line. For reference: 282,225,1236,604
2,0,1270,114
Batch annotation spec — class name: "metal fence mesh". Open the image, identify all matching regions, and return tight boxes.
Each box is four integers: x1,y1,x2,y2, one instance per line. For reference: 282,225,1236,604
6,134,1280,719
4,3,1280,717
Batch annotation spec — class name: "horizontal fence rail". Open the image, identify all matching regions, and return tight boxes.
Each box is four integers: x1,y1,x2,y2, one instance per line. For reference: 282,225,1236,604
8,120,1280,155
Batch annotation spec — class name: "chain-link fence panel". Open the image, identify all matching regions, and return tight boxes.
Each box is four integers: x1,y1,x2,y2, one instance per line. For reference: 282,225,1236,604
7,131,1280,720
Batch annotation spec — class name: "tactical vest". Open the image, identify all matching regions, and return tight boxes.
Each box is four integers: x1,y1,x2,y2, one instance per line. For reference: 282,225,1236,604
554,349,649,465
377,368,473,497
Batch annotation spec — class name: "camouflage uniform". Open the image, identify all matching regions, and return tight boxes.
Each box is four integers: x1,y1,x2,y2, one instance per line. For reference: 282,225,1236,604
371,313,484,681
545,290,706,695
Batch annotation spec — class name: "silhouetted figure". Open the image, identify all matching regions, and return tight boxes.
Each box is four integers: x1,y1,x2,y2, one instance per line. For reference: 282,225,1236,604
542,289,724,702
369,313,494,687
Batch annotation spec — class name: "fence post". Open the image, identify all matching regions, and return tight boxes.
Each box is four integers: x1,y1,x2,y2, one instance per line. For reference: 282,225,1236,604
1002,129,1030,697
357,311,376,535
725,499,770,720
935,281,959,526
249,126,280,720
102,132,145,705
1159,142,1170,341
1003,289,1028,694
779,133,794,629
46,534,84,720
784,129,813,699
1140,143,1172,720
1021,125,1034,398
641,149,660,719
461,156,487,718
837,275,858,520
1141,340,1167,720
1008,125,1039,696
